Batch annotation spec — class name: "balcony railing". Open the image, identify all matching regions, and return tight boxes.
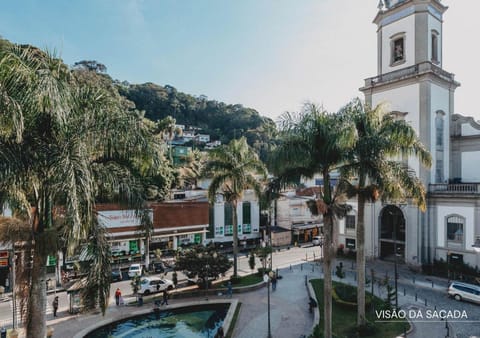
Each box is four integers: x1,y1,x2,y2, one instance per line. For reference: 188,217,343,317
363,62,456,88
429,183,480,194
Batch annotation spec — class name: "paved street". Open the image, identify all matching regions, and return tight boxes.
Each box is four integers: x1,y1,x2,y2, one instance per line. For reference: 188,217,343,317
1,245,479,337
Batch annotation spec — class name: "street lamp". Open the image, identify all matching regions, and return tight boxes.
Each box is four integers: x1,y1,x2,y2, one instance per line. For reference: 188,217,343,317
11,251,17,330
263,270,274,338
388,209,399,309
205,252,217,301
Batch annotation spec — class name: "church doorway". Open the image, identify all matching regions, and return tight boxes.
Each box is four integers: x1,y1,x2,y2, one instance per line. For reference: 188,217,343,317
379,205,405,261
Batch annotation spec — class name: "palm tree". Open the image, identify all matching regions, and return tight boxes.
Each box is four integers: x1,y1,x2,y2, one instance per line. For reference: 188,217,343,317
271,104,354,338
205,137,266,277
338,98,431,326
0,43,163,337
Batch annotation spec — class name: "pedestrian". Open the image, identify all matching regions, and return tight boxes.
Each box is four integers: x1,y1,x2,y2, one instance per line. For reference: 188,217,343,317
271,273,277,291
226,281,232,298
115,288,122,306
161,289,168,306
52,296,59,317
214,327,224,338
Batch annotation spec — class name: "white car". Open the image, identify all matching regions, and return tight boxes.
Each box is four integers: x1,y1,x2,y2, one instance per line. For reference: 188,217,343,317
448,281,480,304
128,264,143,278
312,236,324,246
139,277,174,295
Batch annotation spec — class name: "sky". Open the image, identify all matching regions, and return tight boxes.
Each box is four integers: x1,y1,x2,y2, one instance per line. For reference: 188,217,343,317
0,0,478,122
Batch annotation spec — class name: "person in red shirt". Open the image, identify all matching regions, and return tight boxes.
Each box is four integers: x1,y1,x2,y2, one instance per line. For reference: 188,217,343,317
115,288,122,306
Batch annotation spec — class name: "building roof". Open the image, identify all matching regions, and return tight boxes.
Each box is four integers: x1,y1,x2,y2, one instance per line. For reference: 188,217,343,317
150,201,209,228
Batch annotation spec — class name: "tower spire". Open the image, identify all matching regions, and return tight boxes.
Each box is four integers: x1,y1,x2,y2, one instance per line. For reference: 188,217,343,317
377,0,384,11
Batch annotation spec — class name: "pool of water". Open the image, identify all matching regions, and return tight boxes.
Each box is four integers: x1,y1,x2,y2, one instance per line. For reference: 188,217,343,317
84,304,229,338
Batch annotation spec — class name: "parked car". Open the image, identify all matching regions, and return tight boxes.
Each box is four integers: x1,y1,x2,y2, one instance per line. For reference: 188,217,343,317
111,268,123,282
128,263,143,278
448,281,480,304
139,277,174,295
312,236,324,246
149,262,165,274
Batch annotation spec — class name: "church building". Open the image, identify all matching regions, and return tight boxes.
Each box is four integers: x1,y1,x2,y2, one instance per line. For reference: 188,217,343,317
353,0,480,270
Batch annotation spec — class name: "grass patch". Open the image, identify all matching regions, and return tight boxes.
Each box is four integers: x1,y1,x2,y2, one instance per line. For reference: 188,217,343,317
225,302,241,338
216,274,263,288
310,279,408,338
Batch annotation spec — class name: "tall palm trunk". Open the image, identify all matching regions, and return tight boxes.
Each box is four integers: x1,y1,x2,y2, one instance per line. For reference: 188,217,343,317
323,213,334,338
27,248,47,338
356,192,366,326
232,200,238,277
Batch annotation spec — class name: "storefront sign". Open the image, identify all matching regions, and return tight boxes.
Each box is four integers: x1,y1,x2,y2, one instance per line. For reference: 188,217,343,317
98,209,152,228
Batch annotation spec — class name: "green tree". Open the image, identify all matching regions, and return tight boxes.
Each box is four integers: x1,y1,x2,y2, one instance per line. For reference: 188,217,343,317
271,103,353,338
0,43,164,337
175,245,232,287
248,250,256,272
256,245,273,270
205,137,266,277
339,99,431,326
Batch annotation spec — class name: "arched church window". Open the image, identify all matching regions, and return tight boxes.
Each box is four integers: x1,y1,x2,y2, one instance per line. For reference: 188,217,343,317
435,111,444,148
435,111,445,183
431,30,439,63
394,39,404,61
446,215,464,246
390,33,406,66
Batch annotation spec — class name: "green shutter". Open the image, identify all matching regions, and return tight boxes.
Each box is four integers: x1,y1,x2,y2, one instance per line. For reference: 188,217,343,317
242,202,251,224
194,233,202,244
224,203,233,226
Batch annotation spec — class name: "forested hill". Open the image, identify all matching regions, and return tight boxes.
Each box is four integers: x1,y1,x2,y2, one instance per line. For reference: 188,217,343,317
117,82,276,145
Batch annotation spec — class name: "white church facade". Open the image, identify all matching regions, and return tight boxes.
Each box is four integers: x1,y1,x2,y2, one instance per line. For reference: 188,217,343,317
341,0,480,270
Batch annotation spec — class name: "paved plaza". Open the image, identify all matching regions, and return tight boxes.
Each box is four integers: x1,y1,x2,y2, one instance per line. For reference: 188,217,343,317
2,246,477,337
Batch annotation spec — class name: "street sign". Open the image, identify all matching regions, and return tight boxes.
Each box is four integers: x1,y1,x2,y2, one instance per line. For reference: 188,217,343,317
47,255,57,266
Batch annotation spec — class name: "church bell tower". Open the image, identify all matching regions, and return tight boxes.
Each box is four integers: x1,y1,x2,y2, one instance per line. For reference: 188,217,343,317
360,0,460,265
360,0,459,185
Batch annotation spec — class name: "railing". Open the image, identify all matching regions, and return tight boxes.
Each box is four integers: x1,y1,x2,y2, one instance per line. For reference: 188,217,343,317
363,61,456,87
429,183,480,194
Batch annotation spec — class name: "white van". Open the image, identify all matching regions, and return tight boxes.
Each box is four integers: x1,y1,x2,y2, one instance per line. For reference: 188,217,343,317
448,281,480,304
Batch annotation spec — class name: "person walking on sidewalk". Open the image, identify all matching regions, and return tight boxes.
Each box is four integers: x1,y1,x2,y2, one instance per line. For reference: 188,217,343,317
161,289,169,306
115,288,122,306
271,273,277,291
52,296,59,317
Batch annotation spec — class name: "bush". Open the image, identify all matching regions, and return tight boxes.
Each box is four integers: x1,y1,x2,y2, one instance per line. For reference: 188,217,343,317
257,267,272,277
230,276,241,285
334,284,356,303
332,284,373,309
357,320,377,337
